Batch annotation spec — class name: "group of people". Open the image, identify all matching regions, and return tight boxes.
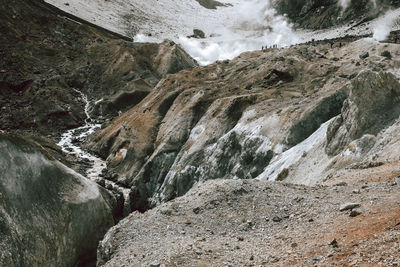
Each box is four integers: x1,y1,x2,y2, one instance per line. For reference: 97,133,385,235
261,44,278,51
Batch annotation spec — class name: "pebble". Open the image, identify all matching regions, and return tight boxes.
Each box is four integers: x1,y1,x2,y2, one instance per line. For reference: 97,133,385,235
148,261,160,267
330,238,339,248
272,216,282,222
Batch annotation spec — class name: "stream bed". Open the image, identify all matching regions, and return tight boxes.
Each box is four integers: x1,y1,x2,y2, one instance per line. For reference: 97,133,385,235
57,89,130,203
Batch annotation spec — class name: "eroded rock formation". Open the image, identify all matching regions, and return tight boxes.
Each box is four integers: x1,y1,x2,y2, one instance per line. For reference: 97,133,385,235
90,38,400,212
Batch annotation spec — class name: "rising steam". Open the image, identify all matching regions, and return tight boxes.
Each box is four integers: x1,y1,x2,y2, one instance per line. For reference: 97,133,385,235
373,10,399,41
177,0,299,65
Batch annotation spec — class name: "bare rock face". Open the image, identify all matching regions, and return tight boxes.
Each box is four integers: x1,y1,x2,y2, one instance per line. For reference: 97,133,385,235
326,71,400,155
0,133,115,266
274,0,400,30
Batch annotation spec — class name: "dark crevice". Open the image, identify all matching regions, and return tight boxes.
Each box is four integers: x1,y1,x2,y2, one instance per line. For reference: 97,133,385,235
286,88,348,147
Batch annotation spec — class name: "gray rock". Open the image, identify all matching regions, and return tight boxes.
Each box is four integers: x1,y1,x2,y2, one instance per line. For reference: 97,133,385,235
359,52,369,59
0,133,115,266
381,50,392,59
340,203,361,211
272,216,282,222
326,71,400,155
349,210,362,217
149,261,161,267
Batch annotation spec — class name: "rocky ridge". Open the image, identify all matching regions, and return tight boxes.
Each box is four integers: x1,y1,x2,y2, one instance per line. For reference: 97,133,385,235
90,37,400,212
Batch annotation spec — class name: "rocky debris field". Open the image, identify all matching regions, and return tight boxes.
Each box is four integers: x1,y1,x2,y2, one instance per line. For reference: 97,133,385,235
98,179,400,266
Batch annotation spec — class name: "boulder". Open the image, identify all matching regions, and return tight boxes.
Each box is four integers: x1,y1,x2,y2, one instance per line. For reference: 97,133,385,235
326,71,400,155
0,133,115,266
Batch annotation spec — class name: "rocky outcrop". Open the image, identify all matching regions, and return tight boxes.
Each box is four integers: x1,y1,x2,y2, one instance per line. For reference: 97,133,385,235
0,133,116,266
326,71,400,155
274,0,400,29
0,0,197,136
90,38,400,212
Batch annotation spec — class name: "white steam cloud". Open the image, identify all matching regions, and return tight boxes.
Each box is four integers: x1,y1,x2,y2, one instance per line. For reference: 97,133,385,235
373,10,399,41
338,0,351,10
179,0,299,65
177,0,299,65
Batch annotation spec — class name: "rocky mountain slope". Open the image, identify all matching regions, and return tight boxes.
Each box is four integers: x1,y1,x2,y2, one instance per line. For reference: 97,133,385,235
1,0,400,266
0,0,196,266
0,0,196,137
90,37,400,212
275,0,400,29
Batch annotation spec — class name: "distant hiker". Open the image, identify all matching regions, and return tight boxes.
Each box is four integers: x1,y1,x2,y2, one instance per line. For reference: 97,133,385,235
339,42,342,48
330,42,333,49
262,46,264,51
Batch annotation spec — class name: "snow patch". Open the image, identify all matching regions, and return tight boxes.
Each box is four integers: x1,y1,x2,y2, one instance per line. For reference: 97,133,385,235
257,118,335,181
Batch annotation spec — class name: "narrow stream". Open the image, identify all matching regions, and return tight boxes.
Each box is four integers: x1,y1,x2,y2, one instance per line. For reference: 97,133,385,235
57,89,130,199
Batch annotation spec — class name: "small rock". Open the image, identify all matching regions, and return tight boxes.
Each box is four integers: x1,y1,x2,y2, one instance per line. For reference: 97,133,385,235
249,255,254,261
340,203,360,211
105,184,113,190
380,50,392,59
95,179,105,187
349,210,362,217
313,255,323,261
276,168,289,181
237,236,244,241
272,216,282,222
335,182,348,187
148,261,160,267
359,52,369,59
192,207,201,214
330,238,338,248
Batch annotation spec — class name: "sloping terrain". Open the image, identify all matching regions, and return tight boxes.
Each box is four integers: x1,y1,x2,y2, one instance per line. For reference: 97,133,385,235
90,37,400,212
1,0,400,266
98,179,400,266
0,0,197,137
44,0,237,39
